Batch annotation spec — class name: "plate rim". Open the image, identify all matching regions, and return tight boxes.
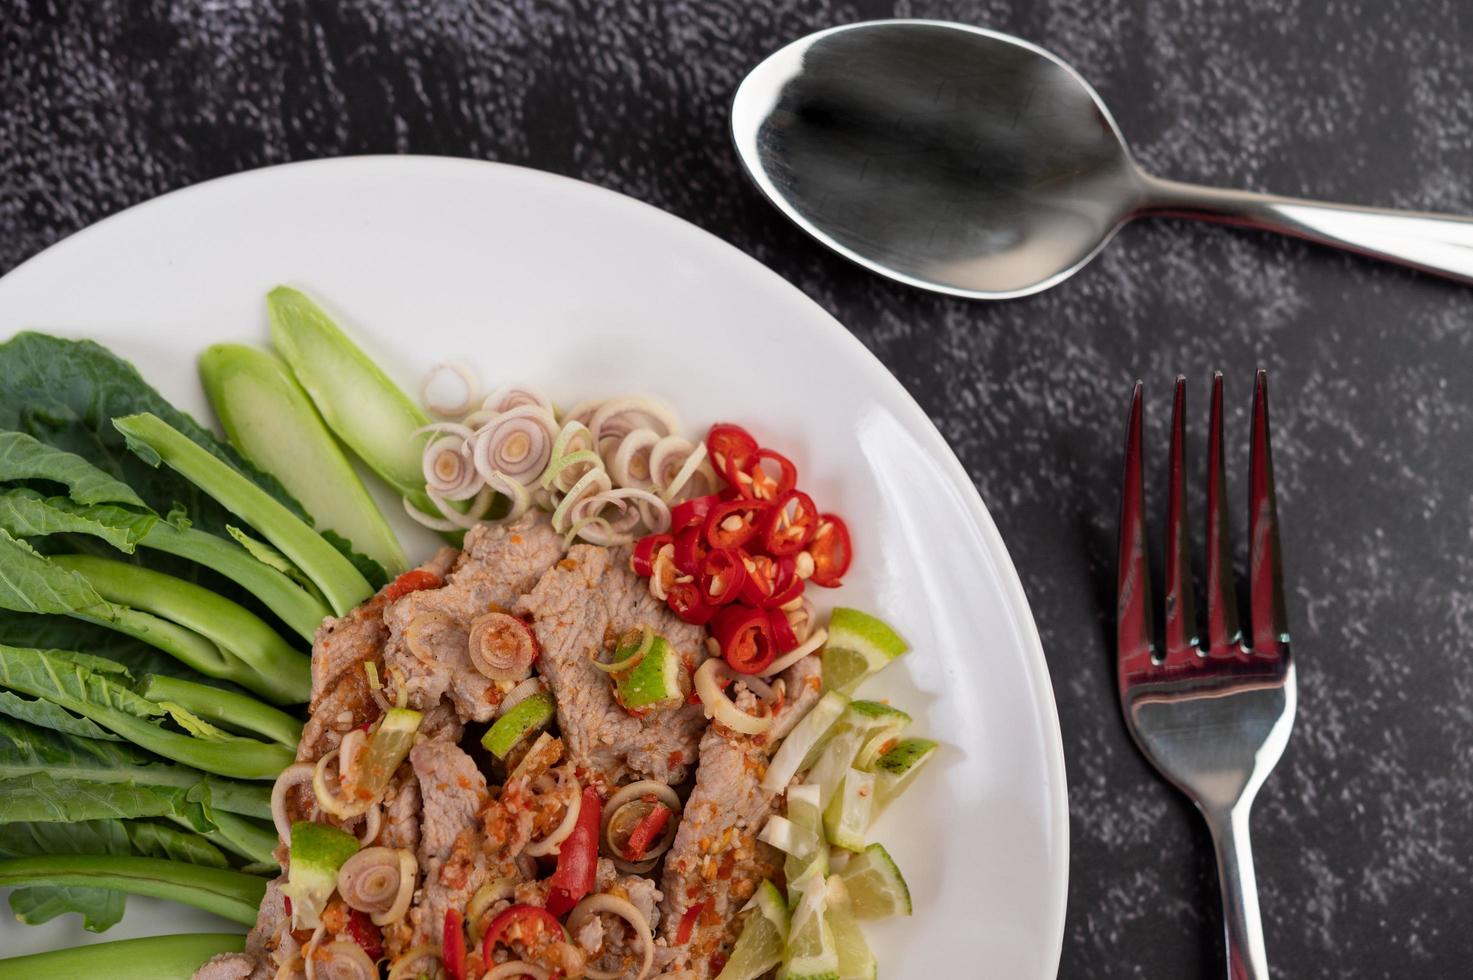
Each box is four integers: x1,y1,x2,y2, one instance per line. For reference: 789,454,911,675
0,154,1069,976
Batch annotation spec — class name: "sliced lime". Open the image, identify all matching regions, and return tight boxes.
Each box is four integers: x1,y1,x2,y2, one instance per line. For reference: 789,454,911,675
616,635,684,709
784,784,828,905
779,863,838,980
837,843,911,919
822,769,875,852
806,703,909,809
764,691,849,794
282,821,358,928
821,609,909,695
481,690,556,759
871,738,939,810
350,706,422,803
825,876,878,980
717,880,789,980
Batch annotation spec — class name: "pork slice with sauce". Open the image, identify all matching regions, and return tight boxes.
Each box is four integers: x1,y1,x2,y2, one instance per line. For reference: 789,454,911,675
383,513,565,722
296,547,458,763
406,739,490,949
515,543,711,786
656,655,823,978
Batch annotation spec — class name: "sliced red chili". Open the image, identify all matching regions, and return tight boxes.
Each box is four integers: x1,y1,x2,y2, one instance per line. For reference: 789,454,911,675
676,901,706,945
712,604,776,674
623,802,673,861
382,568,443,602
706,424,759,484
737,448,798,501
768,606,800,653
666,580,715,626
705,498,768,551
442,908,466,980
739,552,777,606
808,514,853,587
766,556,804,608
545,786,603,917
631,533,673,577
481,904,565,962
761,490,819,556
700,548,747,607
673,525,708,577
670,493,720,533
346,908,383,960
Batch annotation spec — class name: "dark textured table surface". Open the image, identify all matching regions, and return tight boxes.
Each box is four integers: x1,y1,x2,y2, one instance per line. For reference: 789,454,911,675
5,2,1473,977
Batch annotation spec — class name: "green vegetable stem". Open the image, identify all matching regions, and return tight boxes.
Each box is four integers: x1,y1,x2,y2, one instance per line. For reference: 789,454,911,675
0,933,248,980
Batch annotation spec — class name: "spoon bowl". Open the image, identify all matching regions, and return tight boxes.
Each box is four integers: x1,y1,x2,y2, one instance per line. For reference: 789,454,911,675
733,21,1473,298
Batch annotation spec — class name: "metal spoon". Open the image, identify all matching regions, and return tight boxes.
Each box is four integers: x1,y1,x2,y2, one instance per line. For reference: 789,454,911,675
732,20,1473,299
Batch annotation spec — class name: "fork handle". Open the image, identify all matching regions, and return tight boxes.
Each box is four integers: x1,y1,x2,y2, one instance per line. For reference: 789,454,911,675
1137,174,1473,284
1206,805,1269,980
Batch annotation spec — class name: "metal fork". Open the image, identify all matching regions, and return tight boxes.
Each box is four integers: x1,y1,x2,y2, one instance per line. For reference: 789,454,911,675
1117,371,1295,980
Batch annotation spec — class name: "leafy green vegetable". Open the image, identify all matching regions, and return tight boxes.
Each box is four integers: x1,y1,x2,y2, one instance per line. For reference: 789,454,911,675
139,673,303,748
0,819,131,930
0,530,266,689
0,714,271,820
0,430,145,507
115,412,373,616
0,853,268,925
0,645,294,780
266,286,434,507
226,523,327,601
201,342,408,575
51,553,311,704
0,332,307,533
0,688,122,739
141,518,331,642
0,488,158,551
0,932,246,979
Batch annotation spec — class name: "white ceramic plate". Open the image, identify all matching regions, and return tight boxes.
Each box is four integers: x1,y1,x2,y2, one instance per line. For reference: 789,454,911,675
0,156,1067,977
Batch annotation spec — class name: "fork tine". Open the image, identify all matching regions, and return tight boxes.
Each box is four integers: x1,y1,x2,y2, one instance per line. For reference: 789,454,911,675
1162,377,1198,664
1204,372,1242,654
1248,370,1290,656
1117,382,1156,674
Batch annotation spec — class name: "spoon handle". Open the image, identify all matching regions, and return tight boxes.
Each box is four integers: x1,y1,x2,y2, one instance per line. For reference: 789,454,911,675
1138,175,1473,284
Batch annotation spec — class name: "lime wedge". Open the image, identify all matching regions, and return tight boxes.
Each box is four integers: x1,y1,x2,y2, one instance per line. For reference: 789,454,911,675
717,880,789,980
822,769,875,852
764,691,848,794
616,635,685,709
871,738,939,810
825,876,878,980
806,703,909,809
837,844,911,919
784,784,828,905
350,706,422,804
779,863,838,980
481,691,556,759
821,609,909,695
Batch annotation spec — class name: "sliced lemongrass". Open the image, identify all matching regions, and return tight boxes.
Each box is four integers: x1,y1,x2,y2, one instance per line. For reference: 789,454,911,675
762,691,848,794
609,428,662,488
760,627,829,679
694,658,775,735
471,405,557,486
421,362,480,418
482,384,554,416
428,485,495,529
542,449,604,495
422,435,483,501
270,762,315,843
412,420,477,441
481,470,531,523
402,494,460,532
560,399,602,428
590,396,679,457
566,893,654,980
591,627,654,674
552,467,612,532
523,773,583,857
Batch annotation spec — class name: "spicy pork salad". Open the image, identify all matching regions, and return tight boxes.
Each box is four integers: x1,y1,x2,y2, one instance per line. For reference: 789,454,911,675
0,288,937,980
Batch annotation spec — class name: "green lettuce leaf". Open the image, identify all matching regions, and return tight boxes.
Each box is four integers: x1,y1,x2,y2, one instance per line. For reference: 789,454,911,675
0,430,145,507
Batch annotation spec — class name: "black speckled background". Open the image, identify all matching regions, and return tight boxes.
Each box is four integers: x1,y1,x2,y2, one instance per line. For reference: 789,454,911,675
4,2,1473,976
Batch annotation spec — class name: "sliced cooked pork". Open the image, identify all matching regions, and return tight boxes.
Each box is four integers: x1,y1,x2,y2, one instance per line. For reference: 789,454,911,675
515,543,711,785
657,656,823,978
384,514,565,721
408,739,491,948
